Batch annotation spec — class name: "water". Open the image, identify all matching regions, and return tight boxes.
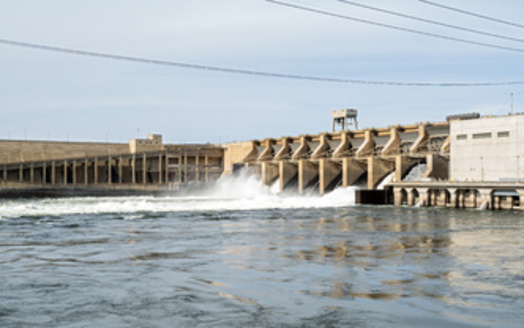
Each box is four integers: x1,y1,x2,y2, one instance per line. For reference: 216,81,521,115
1,173,524,327
404,163,428,182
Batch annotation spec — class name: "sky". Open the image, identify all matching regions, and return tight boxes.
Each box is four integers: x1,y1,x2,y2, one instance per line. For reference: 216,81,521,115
1,0,523,144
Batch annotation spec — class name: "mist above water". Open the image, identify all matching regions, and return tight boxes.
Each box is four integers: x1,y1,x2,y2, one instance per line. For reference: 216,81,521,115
0,169,357,219
403,163,427,181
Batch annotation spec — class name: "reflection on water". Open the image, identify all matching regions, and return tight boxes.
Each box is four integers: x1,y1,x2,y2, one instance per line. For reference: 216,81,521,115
1,201,524,327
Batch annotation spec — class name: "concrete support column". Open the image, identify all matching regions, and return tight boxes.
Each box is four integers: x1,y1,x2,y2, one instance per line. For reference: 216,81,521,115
406,188,414,206
108,157,112,184
84,159,89,185
275,138,292,160
279,161,298,193
319,159,342,195
72,160,77,184
165,153,170,183
94,158,99,184
437,190,445,206
381,127,401,156
457,190,465,208
298,160,318,194
159,153,163,184
393,188,403,206
178,154,183,183
195,151,200,182
418,188,429,206
431,190,438,206
342,158,366,188
118,156,123,184
43,163,47,185
311,134,329,159
367,157,395,190
492,195,499,210
19,164,23,182
184,151,188,183
51,161,56,185
30,163,34,183
356,130,375,157
132,155,136,184
63,160,68,185
204,155,209,183
261,162,279,186
410,124,429,154
332,132,351,158
518,191,524,210
258,139,276,161
292,136,309,160
142,153,147,184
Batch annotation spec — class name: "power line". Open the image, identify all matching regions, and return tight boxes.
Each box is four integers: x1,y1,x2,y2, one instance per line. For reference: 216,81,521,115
338,0,524,44
0,37,523,87
420,0,524,29
266,0,524,54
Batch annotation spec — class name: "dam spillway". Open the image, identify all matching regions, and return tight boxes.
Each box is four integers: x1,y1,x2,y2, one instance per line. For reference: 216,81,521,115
234,122,450,195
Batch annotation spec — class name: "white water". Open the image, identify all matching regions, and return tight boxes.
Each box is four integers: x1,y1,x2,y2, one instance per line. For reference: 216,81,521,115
403,163,427,181
377,171,396,190
0,169,357,219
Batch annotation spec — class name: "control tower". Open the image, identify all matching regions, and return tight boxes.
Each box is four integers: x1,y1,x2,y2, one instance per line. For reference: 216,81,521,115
332,109,358,132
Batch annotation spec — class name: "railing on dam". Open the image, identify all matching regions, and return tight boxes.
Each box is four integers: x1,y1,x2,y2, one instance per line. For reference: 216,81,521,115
240,122,450,194
0,146,224,191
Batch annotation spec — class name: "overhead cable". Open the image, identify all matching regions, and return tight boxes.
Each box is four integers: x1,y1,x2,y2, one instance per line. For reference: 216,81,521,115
419,0,524,29
266,0,524,54
338,0,524,44
1,38,523,87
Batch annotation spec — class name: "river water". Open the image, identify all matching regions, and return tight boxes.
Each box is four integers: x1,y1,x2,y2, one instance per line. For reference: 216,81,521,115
1,172,523,327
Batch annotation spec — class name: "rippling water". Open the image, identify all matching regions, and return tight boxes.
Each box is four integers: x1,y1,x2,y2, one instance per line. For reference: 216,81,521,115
1,173,524,327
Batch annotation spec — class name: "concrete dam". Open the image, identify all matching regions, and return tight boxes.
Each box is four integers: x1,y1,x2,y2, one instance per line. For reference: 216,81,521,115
0,135,224,197
239,122,449,195
0,122,450,200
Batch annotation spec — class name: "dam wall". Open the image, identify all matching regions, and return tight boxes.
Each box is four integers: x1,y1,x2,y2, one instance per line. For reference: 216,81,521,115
0,140,130,165
0,145,225,197
225,122,451,195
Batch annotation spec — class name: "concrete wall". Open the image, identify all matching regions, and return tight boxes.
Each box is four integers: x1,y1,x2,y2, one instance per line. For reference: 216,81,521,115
222,141,255,175
0,140,130,165
129,134,163,154
450,115,524,182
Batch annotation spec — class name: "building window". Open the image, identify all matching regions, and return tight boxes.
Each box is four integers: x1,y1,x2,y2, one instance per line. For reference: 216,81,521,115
472,132,491,139
456,134,467,140
497,131,510,138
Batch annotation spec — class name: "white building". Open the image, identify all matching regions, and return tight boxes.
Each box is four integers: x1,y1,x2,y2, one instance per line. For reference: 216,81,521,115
450,114,524,182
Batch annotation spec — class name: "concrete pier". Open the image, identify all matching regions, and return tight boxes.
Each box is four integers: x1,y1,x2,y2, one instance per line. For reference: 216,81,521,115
390,181,524,210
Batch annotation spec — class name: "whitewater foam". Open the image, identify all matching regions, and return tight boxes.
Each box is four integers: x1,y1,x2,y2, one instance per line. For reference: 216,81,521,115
0,169,357,219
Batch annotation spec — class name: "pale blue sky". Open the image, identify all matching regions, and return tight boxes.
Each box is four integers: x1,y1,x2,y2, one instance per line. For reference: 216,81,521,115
1,0,523,144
